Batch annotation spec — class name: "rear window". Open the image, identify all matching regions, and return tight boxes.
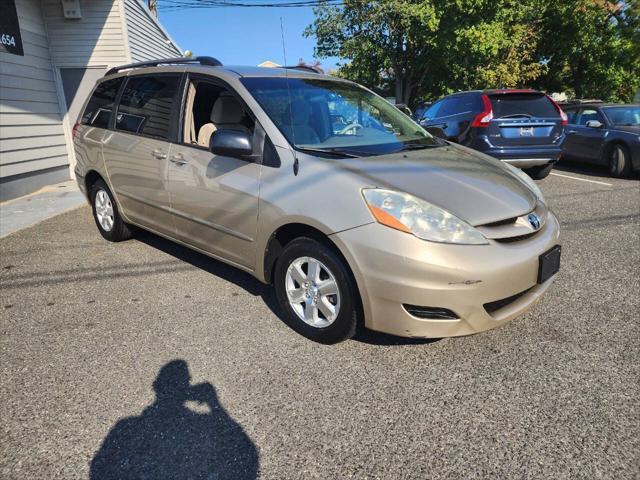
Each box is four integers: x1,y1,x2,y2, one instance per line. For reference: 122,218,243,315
489,93,558,118
81,77,123,128
115,74,180,140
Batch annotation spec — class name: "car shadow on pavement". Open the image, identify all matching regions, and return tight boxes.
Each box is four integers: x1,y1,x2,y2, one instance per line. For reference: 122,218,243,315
554,160,640,180
135,229,280,310
90,359,259,480
136,230,438,347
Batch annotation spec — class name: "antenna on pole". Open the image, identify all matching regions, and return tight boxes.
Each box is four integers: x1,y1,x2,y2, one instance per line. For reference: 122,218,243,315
280,17,299,175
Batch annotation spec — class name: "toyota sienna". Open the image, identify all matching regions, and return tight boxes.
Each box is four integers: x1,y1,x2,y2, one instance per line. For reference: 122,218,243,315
73,57,561,344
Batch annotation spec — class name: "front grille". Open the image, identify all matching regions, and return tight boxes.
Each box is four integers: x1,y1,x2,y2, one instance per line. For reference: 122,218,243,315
483,288,532,314
494,231,538,243
481,217,517,227
403,305,459,320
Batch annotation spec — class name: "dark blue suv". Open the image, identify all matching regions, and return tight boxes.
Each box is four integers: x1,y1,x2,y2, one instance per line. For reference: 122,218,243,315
419,89,567,179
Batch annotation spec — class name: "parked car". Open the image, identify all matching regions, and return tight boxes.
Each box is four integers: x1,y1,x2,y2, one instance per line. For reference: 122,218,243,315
74,57,561,344
418,89,568,179
561,103,639,177
412,100,432,122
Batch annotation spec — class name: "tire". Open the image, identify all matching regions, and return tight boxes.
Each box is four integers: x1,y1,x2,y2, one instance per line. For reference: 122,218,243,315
90,179,132,242
524,163,554,180
274,237,360,344
606,143,631,178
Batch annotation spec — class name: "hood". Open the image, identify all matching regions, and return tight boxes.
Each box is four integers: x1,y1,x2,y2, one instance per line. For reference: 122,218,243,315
332,144,537,226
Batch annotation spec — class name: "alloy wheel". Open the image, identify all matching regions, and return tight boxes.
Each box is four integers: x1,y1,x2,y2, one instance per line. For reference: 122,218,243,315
285,256,341,328
95,189,114,232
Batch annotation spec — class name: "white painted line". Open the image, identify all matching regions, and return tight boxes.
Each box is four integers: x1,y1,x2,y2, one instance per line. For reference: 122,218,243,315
550,172,613,187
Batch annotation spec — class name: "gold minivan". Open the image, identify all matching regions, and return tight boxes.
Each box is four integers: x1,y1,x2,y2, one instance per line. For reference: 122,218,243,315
74,57,561,344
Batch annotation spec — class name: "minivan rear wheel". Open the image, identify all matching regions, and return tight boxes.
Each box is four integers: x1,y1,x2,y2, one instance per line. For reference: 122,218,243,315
524,163,554,180
274,237,359,344
90,179,132,242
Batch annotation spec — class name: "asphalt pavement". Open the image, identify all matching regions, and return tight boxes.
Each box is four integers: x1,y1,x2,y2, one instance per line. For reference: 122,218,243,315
1,161,639,479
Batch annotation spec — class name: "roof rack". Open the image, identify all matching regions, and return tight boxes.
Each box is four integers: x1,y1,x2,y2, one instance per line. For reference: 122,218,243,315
105,56,222,76
283,65,322,74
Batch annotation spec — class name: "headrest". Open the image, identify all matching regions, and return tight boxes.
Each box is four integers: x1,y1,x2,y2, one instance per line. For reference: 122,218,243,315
281,100,312,126
211,95,244,124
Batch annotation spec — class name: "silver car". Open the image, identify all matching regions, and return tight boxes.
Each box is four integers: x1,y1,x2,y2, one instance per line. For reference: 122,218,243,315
74,57,561,344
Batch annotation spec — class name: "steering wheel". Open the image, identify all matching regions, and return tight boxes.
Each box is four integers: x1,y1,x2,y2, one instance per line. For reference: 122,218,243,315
338,122,363,135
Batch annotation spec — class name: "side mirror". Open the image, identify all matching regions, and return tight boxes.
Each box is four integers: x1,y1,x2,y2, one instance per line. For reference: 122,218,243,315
585,120,603,129
210,129,253,158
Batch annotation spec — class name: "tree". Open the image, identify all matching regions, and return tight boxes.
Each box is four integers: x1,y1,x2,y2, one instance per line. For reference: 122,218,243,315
534,0,639,102
305,0,439,104
306,0,639,104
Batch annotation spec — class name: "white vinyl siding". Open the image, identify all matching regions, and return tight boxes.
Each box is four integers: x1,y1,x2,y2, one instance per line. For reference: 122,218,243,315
42,0,128,67
0,0,67,180
125,0,182,62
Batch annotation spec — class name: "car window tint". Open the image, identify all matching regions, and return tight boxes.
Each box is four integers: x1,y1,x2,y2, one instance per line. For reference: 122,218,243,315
564,108,578,124
422,101,442,119
438,98,458,117
576,109,601,125
489,93,558,118
81,77,123,129
442,94,482,117
116,75,180,139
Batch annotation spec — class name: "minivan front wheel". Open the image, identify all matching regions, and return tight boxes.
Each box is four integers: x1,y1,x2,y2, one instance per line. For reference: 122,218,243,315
274,237,359,344
90,179,132,242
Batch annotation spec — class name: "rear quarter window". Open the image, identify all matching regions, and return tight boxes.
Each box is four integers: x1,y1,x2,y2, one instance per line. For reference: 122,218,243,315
81,77,124,128
489,93,558,118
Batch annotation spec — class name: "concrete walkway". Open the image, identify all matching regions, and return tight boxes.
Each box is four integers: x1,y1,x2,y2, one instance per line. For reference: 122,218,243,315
0,180,86,238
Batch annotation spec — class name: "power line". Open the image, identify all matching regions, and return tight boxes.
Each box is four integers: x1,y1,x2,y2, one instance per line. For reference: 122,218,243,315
158,0,343,10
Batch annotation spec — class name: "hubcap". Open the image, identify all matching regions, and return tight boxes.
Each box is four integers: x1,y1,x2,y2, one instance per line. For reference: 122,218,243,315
95,189,114,232
285,256,340,328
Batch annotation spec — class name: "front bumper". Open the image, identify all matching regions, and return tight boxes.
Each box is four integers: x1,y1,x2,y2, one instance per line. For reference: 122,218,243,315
332,212,561,338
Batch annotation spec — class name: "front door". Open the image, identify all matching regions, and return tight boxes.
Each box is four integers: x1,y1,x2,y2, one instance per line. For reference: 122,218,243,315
167,78,261,269
102,73,182,235
568,108,607,162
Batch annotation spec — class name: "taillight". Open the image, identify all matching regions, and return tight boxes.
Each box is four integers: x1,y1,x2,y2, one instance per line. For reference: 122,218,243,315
72,122,80,139
546,95,568,126
471,94,493,127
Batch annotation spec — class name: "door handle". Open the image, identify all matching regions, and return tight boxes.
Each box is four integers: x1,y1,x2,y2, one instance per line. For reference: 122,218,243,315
169,153,187,166
566,130,577,134
152,149,167,160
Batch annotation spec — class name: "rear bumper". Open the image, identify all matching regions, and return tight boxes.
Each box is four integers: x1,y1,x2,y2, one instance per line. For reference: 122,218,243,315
482,147,561,168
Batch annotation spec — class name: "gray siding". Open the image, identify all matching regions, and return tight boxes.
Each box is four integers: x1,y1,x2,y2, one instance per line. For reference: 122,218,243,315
42,0,128,67
0,0,67,182
125,0,182,62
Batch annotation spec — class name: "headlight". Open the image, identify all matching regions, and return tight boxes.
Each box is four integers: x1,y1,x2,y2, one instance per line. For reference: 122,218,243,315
362,189,488,245
505,163,546,204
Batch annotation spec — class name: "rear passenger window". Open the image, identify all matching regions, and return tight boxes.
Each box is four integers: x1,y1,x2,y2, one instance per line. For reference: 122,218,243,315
116,75,180,140
81,77,123,128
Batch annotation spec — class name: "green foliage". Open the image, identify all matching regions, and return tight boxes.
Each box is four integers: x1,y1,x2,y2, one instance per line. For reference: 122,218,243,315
305,0,640,104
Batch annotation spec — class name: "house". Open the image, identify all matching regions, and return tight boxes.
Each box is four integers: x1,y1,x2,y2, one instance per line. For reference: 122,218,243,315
0,0,182,201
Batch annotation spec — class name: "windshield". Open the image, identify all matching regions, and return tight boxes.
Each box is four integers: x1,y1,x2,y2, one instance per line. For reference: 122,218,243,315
603,106,640,126
241,77,441,157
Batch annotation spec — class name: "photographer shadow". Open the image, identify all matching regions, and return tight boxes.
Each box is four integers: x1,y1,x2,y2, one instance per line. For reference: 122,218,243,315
90,360,259,480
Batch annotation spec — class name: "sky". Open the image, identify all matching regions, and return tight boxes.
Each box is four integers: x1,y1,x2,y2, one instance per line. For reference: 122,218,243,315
157,5,342,72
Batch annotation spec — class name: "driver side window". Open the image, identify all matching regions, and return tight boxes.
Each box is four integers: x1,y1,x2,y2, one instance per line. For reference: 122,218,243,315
183,79,255,149
575,109,602,126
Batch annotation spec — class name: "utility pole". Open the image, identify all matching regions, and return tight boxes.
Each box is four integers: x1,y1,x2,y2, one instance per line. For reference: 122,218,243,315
148,0,158,18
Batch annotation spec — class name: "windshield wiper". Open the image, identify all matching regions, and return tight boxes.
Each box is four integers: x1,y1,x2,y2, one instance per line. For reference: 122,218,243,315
400,141,444,151
295,146,359,158
497,113,533,119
